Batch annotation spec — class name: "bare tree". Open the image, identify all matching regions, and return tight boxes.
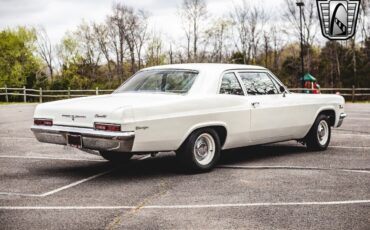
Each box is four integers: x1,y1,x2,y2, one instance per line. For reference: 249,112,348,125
36,27,54,80
249,6,268,64
283,0,317,46
230,1,267,64
270,26,285,71
205,18,231,63
169,43,174,64
93,23,113,80
283,0,317,71
262,31,270,67
146,33,165,66
180,0,207,62
109,3,149,75
230,0,250,64
75,21,101,79
359,0,370,42
56,32,80,69
106,15,124,82
134,10,149,69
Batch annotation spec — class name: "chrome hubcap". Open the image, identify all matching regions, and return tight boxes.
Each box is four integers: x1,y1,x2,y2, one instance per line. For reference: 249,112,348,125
317,120,329,145
194,133,215,166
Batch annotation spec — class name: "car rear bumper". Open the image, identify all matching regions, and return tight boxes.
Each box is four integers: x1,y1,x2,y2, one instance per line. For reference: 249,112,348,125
337,113,347,127
31,125,135,152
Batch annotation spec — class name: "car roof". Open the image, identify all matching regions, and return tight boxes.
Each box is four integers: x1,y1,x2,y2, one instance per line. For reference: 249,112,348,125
141,63,267,72
139,63,270,95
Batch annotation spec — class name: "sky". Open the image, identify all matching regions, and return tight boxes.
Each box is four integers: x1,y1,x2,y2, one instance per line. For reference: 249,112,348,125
0,0,285,45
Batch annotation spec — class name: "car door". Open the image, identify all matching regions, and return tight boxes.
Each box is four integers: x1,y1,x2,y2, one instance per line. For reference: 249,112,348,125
237,71,299,144
218,72,252,148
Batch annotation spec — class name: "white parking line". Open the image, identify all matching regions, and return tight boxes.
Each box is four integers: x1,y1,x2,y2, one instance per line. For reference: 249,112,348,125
0,155,105,162
333,133,370,137
0,192,43,197
330,146,370,149
0,136,34,139
0,155,153,197
218,165,370,174
41,170,112,196
1,199,370,210
0,153,153,162
0,170,113,197
347,117,370,121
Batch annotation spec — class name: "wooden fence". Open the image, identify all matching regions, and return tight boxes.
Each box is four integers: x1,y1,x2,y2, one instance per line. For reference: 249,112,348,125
289,86,370,102
0,86,369,103
0,86,114,103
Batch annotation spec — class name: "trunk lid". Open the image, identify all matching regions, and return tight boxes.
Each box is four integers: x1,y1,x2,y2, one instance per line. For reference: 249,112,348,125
34,93,182,128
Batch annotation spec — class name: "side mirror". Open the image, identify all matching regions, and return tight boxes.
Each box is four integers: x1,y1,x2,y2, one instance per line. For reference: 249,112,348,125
280,86,287,97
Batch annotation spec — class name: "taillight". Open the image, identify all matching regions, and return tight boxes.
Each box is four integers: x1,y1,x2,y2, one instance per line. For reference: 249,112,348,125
94,123,121,132
34,119,53,126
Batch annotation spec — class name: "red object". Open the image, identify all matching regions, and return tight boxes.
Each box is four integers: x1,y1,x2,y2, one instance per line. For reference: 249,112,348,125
312,82,320,94
34,119,53,126
94,123,121,132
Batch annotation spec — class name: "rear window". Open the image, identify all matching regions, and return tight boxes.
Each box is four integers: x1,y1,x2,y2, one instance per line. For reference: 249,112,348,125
114,70,198,94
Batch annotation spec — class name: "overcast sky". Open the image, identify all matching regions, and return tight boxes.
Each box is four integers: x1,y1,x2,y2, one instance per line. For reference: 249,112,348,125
0,0,286,44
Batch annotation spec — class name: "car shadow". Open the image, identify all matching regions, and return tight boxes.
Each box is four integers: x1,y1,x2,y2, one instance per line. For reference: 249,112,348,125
33,160,112,179
34,144,309,179
219,144,308,165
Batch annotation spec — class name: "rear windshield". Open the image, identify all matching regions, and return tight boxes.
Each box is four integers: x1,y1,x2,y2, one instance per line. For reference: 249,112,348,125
114,70,198,94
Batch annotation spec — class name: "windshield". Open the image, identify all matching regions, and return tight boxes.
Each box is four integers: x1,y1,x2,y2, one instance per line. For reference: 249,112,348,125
114,70,198,94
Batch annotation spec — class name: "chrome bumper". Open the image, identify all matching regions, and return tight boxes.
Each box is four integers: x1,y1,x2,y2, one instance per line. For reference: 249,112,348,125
337,113,347,128
31,125,135,152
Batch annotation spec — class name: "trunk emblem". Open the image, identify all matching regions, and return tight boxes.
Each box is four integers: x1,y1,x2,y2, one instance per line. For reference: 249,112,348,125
136,126,149,130
95,114,107,118
62,115,86,121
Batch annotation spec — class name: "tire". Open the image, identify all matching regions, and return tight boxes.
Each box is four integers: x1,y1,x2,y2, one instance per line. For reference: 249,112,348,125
305,114,331,151
176,128,221,173
99,151,133,163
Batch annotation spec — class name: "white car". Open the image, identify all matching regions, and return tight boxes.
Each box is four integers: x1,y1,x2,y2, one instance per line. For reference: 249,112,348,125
32,64,347,172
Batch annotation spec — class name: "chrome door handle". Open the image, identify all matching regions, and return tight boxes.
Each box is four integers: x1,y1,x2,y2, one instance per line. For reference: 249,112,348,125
251,102,260,107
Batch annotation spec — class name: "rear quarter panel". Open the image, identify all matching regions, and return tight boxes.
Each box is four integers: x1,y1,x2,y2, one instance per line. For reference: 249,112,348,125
128,95,251,152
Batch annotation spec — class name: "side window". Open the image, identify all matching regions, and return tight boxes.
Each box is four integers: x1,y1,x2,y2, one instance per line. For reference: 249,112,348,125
219,73,244,96
238,72,279,95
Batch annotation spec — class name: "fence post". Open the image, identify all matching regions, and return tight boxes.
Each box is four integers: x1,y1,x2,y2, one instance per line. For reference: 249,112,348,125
23,86,26,102
96,87,99,95
5,85,9,102
39,88,43,103
68,87,71,98
352,85,355,103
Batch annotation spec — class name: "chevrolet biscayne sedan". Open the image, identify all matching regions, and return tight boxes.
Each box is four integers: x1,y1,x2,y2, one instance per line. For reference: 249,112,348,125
31,64,347,172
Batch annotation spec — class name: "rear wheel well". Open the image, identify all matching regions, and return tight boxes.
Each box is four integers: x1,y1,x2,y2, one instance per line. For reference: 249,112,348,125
181,126,227,149
211,126,227,147
318,110,335,126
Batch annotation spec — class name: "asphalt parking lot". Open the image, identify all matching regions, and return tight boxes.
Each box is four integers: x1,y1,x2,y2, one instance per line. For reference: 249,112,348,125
0,103,369,230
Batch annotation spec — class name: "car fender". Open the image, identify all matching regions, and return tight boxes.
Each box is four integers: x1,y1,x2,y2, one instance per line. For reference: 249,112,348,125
178,121,229,150
302,105,338,137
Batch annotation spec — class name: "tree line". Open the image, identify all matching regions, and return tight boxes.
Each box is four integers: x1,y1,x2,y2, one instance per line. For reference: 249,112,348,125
0,0,369,91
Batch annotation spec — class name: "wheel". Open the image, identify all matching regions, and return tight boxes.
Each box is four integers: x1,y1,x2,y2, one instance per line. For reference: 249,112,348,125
305,114,331,151
176,128,221,173
99,151,133,163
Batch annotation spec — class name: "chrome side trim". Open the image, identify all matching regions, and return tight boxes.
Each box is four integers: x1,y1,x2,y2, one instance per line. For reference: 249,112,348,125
31,125,135,152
